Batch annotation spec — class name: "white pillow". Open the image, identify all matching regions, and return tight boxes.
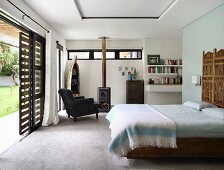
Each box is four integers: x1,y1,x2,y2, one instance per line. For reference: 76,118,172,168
202,108,224,120
183,101,217,111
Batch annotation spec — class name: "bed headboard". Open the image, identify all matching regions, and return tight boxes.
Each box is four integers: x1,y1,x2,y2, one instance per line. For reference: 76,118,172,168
202,48,224,108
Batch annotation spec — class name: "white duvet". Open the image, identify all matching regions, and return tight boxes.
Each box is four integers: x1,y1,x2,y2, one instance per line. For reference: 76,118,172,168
106,104,177,157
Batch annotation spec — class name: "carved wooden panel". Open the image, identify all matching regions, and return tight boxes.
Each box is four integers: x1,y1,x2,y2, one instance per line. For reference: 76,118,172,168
202,77,213,103
214,77,224,107
213,49,224,107
202,51,213,76
202,51,213,103
214,49,224,76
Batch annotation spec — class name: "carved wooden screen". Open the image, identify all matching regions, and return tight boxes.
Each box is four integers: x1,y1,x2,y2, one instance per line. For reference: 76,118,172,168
202,51,213,103
213,49,224,108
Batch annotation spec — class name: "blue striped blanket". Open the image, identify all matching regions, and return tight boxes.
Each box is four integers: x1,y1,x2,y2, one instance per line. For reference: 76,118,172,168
106,104,176,157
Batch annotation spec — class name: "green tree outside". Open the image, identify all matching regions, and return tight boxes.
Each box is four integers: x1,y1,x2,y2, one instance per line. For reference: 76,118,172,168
0,42,19,85
0,42,19,117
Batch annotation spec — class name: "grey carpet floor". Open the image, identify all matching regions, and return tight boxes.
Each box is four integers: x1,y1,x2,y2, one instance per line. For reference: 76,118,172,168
0,112,224,170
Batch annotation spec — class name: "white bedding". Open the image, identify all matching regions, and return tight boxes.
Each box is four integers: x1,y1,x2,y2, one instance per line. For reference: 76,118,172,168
106,104,176,157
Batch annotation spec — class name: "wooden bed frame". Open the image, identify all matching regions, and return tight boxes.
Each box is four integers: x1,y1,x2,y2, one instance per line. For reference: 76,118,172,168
126,48,224,159
127,138,224,158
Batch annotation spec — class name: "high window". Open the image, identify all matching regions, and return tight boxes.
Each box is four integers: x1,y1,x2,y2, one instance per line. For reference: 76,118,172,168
68,49,142,60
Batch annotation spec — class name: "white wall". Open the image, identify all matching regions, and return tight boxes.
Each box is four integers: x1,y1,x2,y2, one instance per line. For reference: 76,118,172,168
182,4,224,103
143,38,182,104
66,40,143,104
67,39,183,105
78,60,143,104
67,39,143,50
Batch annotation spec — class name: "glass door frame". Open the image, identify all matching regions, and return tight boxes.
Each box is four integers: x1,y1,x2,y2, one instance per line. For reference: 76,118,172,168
56,41,63,111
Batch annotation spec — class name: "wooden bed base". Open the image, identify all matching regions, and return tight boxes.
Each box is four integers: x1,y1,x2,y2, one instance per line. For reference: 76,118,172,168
126,138,224,159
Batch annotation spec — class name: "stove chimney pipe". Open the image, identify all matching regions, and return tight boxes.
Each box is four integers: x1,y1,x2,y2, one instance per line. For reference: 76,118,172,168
99,37,109,88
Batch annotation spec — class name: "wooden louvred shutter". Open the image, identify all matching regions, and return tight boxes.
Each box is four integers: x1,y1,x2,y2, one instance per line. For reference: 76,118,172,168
19,32,45,135
32,33,45,130
19,32,31,135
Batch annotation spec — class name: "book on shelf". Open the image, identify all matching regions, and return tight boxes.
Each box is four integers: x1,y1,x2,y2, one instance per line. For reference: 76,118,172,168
148,59,182,66
148,76,182,85
163,59,182,65
148,66,181,74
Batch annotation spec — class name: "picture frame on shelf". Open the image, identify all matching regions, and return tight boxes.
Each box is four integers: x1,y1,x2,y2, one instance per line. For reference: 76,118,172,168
148,55,160,65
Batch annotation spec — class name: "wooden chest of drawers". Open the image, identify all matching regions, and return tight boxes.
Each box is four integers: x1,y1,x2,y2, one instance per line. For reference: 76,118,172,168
126,80,144,104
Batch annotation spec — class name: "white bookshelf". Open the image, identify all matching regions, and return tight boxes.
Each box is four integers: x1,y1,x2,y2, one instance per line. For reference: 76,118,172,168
148,65,182,67
147,65,182,75
146,59,182,92
146,84,182,92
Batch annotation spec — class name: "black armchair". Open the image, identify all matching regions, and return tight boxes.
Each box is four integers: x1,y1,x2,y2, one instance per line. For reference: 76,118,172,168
58,88,99,122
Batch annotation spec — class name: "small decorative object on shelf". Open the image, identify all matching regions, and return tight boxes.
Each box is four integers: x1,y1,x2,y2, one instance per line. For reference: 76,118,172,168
133,68,137,80
163,59,182,65
148,78,154,84
128,72,133,80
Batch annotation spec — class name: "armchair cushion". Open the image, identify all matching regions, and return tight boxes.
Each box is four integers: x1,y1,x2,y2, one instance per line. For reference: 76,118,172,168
74,96,85,100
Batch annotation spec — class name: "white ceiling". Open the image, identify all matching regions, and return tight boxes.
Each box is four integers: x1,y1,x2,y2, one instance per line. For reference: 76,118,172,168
22,0,224,40
75,0,175,18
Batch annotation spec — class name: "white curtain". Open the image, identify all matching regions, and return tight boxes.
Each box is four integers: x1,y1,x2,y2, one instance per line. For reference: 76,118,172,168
42,30,59,126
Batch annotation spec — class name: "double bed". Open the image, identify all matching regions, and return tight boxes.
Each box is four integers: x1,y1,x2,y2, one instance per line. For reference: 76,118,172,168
106,49,224,158
107,104,224,158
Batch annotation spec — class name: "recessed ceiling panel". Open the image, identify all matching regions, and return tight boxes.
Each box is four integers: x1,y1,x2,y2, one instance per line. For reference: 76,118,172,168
75,0,175,19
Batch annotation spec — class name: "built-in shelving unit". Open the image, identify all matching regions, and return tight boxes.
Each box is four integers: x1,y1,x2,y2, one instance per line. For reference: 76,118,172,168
146,59,182,92
146,84,182,92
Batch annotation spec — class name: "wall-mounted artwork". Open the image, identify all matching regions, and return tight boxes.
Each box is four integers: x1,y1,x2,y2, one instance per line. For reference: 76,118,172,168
118,66,122,71
122,72,125,76
125,66,128,71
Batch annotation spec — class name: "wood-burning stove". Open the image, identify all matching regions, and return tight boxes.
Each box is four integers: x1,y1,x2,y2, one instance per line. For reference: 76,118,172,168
97,37,111,112
97,87,111,112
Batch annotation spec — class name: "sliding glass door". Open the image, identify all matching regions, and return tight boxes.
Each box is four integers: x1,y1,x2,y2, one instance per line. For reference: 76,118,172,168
19,32,45,135
56,42,63,111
